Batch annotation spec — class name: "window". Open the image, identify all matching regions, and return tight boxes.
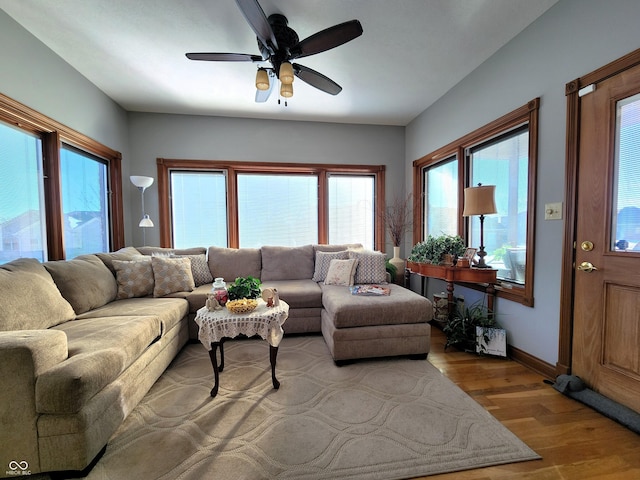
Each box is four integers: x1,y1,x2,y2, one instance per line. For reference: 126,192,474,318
0,122,46,263
238,173,318,247
157,159,385,250
328,175,375,249
171,171,228,248
413,99,538,306
468,126,529,283
60,146,110,259
0,93,124,262
423,157,458,238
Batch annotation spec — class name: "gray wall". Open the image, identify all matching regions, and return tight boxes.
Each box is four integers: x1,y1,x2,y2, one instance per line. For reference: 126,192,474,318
406,0,640,365
127,112,405,248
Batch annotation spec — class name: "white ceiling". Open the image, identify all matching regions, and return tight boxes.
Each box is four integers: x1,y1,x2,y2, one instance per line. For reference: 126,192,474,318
1,0,559,126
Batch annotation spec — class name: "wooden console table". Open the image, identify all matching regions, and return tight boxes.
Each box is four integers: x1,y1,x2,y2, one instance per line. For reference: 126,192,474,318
407,263,497,317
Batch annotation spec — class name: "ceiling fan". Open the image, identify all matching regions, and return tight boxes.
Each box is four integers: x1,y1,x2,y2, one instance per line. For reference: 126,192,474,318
186,0,363,103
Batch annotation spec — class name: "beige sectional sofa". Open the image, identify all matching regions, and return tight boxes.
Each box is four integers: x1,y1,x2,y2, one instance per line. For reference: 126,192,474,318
0,243,432,477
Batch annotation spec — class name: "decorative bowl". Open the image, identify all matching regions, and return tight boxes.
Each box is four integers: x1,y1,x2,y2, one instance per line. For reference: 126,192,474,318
226,298,258,314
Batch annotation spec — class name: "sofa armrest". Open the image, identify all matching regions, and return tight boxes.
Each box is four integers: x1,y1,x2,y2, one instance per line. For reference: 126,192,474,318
0,330,68,474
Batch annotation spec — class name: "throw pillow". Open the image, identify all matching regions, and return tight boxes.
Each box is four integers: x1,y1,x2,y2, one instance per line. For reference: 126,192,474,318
112,258,154,299
151,256,195,297
349,250,388,284
324,258,358,286
173,254,213,286
312,250,349,282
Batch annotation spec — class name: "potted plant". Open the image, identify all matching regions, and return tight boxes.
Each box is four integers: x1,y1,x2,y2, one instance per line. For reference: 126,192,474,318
227,276,262,301
443,300,504,355
408,234,466,267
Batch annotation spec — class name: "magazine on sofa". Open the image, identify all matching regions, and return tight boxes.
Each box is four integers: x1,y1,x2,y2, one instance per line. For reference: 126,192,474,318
350,285,391,296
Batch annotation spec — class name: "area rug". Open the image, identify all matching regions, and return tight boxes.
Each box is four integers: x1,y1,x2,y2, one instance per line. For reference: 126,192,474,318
80,335,539,479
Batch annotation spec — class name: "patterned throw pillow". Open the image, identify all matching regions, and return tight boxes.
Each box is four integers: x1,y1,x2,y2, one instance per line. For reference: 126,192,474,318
112,258,154,299
348,250,388,284
151,256,195,297
173,254,213,286
312,250,349,282
324,259,359,286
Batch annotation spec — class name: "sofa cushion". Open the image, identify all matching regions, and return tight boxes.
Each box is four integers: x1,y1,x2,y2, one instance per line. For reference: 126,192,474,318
95,246,142,274
76,297,188,335
44,255,118,314
261,245,314,281
313,243,363,253
151,256,195,297
208,246,261,281
173,254,213,286
113,258,154,299
320,283,432,328
348,250,388,284
312,250,349,282
137,246,206,256
39,315,162,413
324,259,358,286
0,258,75,331
260,279,323,309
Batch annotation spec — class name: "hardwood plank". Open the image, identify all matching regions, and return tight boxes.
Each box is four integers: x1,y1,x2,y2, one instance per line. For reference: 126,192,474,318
415,327,640,480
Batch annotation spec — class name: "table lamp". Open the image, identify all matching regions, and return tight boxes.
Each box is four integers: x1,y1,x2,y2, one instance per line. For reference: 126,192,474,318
463,183,497,268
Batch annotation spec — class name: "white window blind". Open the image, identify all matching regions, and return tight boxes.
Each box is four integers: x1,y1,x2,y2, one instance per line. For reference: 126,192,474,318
328,174,375,250
237,173,318,247
171,171,228,248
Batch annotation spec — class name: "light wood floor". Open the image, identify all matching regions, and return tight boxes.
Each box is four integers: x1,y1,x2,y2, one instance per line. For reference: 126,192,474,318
416,326,640,480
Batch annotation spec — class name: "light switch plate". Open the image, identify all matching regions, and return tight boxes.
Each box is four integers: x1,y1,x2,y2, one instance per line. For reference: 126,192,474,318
545,202,562,220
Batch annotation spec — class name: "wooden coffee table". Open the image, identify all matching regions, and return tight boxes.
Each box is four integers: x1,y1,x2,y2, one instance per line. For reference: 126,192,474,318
194,299,289,397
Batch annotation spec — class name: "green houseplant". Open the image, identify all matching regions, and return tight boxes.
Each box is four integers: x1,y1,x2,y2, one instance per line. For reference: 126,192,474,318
408,234,466,265
443,300,500,352
227,276,262,301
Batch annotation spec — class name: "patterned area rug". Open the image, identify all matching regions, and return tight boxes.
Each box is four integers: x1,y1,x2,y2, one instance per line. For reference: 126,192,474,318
81,335,540,479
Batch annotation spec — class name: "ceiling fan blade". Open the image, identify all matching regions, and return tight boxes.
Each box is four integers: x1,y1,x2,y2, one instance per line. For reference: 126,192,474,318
293,64,342,95
235,0,278,54
290,20,363,59
186,52,262,62
255,69,276,102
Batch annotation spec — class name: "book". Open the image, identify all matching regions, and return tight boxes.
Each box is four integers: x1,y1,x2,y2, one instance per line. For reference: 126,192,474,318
350,285,391,296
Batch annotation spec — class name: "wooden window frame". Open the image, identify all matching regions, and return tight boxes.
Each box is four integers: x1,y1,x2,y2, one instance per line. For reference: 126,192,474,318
157,158,386,250
412,98,539,307
0,93,124,260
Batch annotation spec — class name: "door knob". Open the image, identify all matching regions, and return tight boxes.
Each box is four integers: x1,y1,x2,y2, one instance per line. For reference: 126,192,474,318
577,261,598,273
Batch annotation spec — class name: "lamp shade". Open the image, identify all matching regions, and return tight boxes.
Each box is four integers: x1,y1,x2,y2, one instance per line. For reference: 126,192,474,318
463,185,497,216
279,62,294,84
280,83,293,98
255,68,270,90
139,214,154,228
130,175,154,189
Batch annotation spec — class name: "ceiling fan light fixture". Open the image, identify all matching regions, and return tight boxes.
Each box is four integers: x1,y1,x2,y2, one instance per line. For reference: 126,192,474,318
280,82,293,98
279,62,294,84
255,68,270,90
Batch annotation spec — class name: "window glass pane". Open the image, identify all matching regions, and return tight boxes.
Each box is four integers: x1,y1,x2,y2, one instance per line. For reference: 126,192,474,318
470,127,528,283
328,175,375,249
424,158,458,238
238,174,318,248
60,146,109,258
0,121,46,263
612,93,640,252
171,171,228,248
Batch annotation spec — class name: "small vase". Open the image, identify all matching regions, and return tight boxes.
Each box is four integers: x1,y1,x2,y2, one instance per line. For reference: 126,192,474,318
389,246,406,285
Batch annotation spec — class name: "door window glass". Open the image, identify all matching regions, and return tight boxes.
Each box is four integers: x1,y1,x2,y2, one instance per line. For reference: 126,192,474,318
612,93,640,252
